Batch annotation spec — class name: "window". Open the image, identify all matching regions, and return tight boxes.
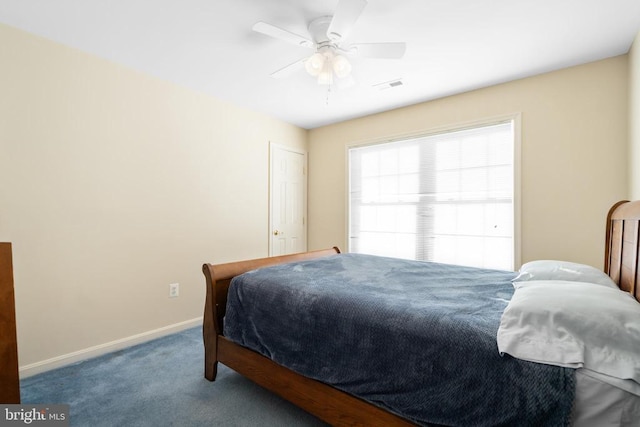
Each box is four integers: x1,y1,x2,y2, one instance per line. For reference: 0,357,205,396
349,120,515,270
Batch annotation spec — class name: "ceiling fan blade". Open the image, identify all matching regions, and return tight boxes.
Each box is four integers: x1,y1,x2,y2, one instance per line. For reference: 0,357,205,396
270,58,307,79
349,42,407,59
252,22,314,48
327,0,368,43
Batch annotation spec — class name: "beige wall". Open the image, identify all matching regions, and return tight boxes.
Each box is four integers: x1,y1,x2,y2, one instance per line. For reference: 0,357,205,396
630,31,640,199
0,24,307,371
308,56,628,269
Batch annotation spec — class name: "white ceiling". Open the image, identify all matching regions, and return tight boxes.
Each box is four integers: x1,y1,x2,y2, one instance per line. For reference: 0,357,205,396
1,0,639,129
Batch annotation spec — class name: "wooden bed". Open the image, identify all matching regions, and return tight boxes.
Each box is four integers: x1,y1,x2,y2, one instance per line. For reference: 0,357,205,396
605,200,640,302
202,200,640,426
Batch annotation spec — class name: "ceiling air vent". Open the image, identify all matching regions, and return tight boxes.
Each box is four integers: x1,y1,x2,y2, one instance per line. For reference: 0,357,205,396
373,79,404,91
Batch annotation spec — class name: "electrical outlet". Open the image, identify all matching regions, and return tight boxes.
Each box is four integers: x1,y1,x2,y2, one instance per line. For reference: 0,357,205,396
169,283,179,298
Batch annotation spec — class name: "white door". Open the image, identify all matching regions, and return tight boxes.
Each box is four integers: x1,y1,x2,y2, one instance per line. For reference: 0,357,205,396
270,144,307,256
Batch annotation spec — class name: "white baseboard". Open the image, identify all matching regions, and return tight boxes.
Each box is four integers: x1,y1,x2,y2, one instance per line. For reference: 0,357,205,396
19,317,202,378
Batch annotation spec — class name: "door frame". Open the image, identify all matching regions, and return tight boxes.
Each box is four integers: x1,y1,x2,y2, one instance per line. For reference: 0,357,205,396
269,142,308,256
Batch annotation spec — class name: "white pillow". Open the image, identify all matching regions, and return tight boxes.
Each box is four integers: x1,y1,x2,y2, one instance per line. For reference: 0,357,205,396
513,260,618,289
497,280,640,386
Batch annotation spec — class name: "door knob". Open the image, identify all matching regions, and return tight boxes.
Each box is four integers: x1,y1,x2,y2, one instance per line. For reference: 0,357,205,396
273,230,282,236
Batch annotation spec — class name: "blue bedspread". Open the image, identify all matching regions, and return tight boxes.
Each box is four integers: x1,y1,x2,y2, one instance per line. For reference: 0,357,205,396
224,254,575,426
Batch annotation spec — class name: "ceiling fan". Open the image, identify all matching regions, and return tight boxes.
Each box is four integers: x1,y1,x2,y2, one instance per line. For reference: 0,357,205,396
252,0,406,86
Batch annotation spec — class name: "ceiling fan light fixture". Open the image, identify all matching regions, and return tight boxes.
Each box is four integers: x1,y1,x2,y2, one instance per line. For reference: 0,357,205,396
317,58,334,85
309,50,352,85
305,52,325,77
332,54,352,78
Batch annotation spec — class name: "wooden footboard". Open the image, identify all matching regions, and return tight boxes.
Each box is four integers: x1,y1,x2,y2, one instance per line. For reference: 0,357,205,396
202,246,418,426
202,247,341,381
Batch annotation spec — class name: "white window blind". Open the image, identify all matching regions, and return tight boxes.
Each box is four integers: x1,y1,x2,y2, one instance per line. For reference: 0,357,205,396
349,121,514,270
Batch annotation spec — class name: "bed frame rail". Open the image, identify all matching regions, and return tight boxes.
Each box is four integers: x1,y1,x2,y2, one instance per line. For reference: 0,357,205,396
216,335,416,426
202,247,340,380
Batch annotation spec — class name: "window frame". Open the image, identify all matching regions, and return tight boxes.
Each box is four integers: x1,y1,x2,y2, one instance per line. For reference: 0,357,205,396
345,113,522,269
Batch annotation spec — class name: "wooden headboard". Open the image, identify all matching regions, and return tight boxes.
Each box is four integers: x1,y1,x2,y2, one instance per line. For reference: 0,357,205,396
605,200,640,302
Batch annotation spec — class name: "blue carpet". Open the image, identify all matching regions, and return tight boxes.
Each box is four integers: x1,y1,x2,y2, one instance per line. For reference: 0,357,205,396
20,327,328,426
